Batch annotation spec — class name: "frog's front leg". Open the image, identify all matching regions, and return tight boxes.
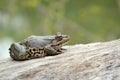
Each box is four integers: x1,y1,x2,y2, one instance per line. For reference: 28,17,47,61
44,45,62,56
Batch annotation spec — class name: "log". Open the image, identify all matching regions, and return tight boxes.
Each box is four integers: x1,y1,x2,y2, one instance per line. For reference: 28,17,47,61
0,39,120,80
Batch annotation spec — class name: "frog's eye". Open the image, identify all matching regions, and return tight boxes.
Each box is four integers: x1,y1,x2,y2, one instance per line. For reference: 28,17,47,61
55,32,63,40
56,32,62,36
55,36,63,41
58,36,63,40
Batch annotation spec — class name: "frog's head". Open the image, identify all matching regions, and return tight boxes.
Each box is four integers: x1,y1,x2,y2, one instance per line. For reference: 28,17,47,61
52,32,70,46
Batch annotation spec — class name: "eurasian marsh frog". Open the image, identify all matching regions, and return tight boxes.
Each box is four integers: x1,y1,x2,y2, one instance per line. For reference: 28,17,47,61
9,32,70,60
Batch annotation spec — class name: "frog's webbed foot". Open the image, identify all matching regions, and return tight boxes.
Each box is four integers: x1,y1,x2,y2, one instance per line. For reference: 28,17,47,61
46,50,62,56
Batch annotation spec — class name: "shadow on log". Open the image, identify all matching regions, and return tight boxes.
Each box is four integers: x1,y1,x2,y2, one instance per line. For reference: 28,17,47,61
0,39,120,80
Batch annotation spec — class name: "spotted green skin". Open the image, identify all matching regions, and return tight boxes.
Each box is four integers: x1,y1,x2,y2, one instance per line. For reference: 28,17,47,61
9,32,70,61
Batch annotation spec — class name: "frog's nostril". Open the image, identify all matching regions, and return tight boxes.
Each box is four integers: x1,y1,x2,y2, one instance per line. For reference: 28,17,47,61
56,32,62,36
64,35,70,39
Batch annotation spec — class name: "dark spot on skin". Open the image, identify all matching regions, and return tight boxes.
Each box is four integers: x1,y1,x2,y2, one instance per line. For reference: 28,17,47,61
36,52,39,54
34,52,37,55
27,53,31,58
29,49,32,53
33,48,36,51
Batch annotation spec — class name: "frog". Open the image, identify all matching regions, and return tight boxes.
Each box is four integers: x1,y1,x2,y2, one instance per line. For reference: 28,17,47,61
9,32,70,60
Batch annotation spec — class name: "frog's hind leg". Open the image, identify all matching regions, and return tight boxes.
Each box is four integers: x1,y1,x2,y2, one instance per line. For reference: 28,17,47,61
9,43,29,60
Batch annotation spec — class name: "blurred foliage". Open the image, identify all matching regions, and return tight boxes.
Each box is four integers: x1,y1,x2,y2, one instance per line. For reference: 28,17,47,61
0,0,120,44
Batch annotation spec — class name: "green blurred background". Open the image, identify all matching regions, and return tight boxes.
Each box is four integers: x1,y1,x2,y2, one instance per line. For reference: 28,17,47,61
0,0,120,59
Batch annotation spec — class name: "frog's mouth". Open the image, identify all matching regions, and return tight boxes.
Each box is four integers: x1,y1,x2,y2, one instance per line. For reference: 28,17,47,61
62,35,70,39
63,35,70,41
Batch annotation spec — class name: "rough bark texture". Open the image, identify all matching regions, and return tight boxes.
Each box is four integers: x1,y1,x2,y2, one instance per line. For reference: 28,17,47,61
0,39,120,80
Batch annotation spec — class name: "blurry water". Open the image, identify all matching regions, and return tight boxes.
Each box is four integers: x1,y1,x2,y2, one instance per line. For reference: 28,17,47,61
0,38,14,60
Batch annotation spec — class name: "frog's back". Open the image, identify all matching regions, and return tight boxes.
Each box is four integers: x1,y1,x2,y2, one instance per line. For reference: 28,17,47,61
19,35,55,47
